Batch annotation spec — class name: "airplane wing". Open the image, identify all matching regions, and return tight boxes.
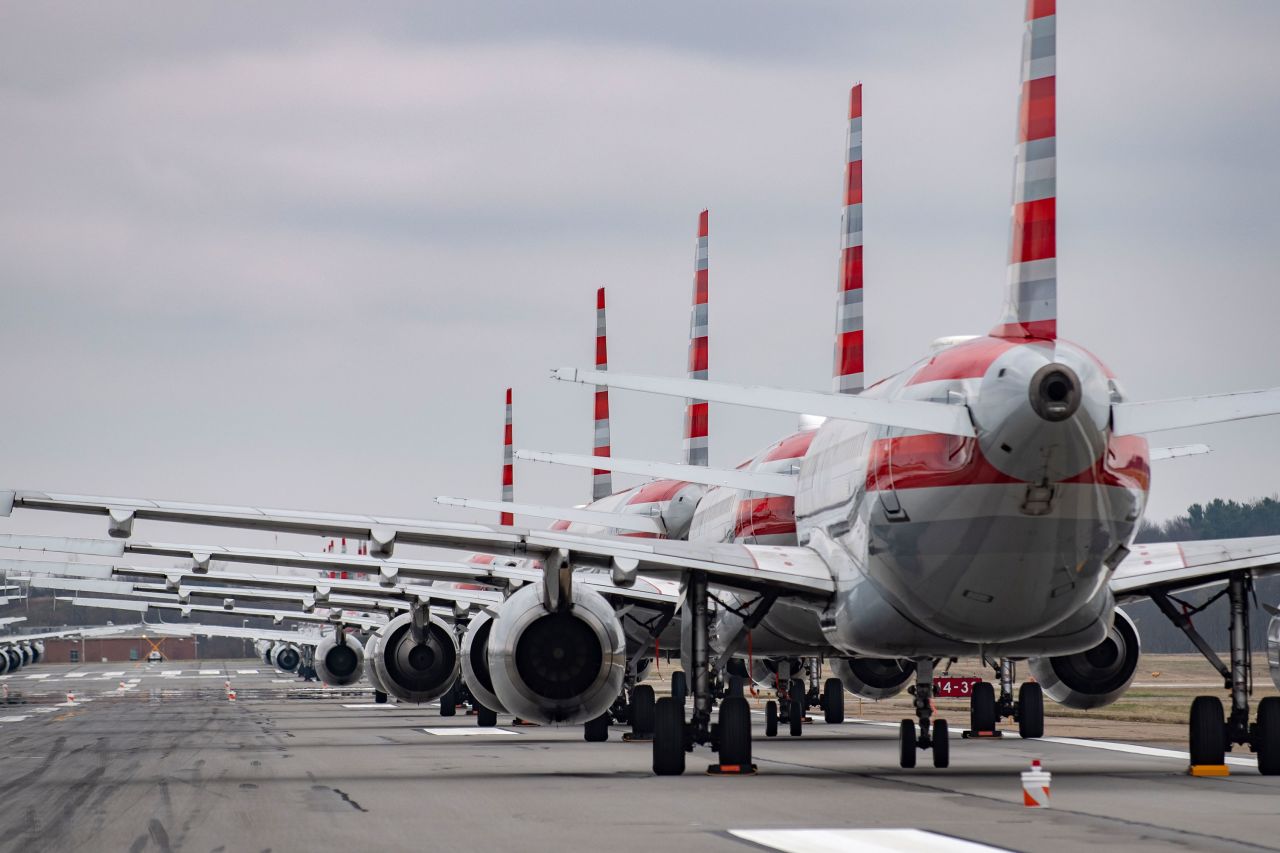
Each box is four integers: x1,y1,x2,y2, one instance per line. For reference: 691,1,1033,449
0,624,135,643
1109,535,1280,598
144,621,323,645
435,497,666,534
514,450,798,496
57,596,389,630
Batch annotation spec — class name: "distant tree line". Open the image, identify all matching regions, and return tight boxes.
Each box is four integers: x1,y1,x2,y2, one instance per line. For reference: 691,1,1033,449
1130,496,1280,655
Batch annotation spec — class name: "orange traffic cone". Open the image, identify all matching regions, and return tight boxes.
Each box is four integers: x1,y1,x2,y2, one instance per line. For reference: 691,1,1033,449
1022,759,1051,807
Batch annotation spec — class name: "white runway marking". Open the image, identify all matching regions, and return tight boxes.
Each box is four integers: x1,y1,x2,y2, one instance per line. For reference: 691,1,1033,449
25,674,50,680
236,669,259,674
0,715,29,722
34,708,56,714
160,670,181,676
100,671,125,678
199,669,220,675
1042,736,1258,767
63,673,88,679
730,829,1003,853
422,728,520,737
342,704,397,709
271,679,295,683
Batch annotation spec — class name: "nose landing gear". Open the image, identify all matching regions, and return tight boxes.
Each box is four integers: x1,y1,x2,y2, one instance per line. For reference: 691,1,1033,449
900,659,949,768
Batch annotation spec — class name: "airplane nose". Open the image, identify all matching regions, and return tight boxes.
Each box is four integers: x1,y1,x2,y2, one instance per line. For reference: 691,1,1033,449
1030,364,1081,423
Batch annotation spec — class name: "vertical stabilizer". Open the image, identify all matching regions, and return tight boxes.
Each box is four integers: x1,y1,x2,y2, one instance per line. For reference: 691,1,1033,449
501,388,514,526
683,210,710,466
994,0,1057,340
592,288,613,500
833,84,865,394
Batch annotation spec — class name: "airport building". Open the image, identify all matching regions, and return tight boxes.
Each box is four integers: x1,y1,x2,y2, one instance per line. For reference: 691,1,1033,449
44,635,198,663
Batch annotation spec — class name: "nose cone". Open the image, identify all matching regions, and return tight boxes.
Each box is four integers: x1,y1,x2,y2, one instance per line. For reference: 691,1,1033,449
971,342,1110,484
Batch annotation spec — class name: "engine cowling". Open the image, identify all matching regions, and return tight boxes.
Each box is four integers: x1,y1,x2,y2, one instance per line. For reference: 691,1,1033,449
363,630,389,697
829,657,914,700
370,611,460,704
272,644,302,673
313,632,366,687
261,642,276,666
487,581,625,724
1268,614,1280,691
1028,607,1140,709
0,649,9,676
18,644,32,666
461,611,506,714
4,648,20,672
30,641,44,664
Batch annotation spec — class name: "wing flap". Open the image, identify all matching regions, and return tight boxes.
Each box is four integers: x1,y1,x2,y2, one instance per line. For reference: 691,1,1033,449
1110,535,1280,597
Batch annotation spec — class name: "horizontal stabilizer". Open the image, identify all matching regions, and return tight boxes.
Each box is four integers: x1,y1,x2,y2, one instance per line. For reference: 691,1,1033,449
1149,443,1212,461
435,496,665,533
1113,387,1280,435
550,368,975,438
516,449,798,496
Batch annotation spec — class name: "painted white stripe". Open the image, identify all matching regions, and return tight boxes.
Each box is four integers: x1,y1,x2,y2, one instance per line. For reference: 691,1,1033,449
100,671,125,677
63,672,88,679
422,727,519,737
199,669,220,675
160,670,181,676
236,669,259,675
1042,736,1257,768
342,703,397,709
271,678,295,683
730,829,1003,853
34,707,57,713
25,674,51,680
0,715,29,722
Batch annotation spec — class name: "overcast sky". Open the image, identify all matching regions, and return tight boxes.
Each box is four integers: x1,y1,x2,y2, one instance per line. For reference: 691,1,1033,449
1,0,1278,547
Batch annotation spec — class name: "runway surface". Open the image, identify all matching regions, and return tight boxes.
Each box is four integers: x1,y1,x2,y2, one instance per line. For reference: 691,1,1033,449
0,661,1275,853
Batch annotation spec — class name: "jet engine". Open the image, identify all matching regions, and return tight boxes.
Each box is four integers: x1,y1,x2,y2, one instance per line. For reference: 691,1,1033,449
363,629,389,698
18,644,31,666
1028,608,1140,709
487,581,626,724
4,648,20,672
30,641,44,664
313,631,365,687
369,611,460,704
829,657,914,700
1268,614,1280,692
0,649,9,676
271,643,302,673
461,611,505,714
260,642,276,666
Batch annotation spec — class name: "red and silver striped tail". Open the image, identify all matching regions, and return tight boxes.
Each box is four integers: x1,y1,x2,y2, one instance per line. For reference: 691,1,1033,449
994,0,1057,340
834,84,864,394
683,209,710,467
501,387,514,526
592,287,613,501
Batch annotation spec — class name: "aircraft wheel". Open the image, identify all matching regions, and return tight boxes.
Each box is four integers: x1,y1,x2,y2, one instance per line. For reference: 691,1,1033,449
765,700,778,737
439,682,458,717
727,675,745,699
1189,695,1226,766
823,677,845,724
1017,682,1044,739
1256,697,1280,775
631,684,656,737
652,697,686,776
932,719,950,768
584,713,610,742
717,696,752,768
671,671,688,707
476,705,498,728
898,719,917,769
969,681,996,733
374,690,388,705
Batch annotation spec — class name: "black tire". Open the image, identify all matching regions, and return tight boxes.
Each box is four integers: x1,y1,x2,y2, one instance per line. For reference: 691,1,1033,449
789,692,803,737
969,681,996,733
1017,682,1045,739
727,675,745,699
671,671,688,707
790,678,808,709
899,719,917,769
1189,695,1226,766
932,719,950,768
631,684,656,737
476,705,498,728
584,713,610,742
653,697,686,776
1256,697,1280,776
374,690,388,705
823,678,845,724
717,696,752,767
439,683,458,717
765,700,778,737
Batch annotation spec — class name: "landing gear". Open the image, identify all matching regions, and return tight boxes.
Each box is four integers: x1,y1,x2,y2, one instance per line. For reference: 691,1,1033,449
671,671,688,707
900,659,948,769
969,681,997,734
584,713,610,742
439,681,458,717
965,659,1041,739
788,678,804,736
1155,571,1280,774
823,677,845,724
476,705,498,728
765,701,778,737
711,697,753,773
631,684,656,739
1017,682,1044,739
374,690,388,705
653,697,685,775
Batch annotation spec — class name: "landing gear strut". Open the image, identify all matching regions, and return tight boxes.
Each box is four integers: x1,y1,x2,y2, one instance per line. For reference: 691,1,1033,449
1154,572,1280,775
900,659,948,769
966,658,1042,739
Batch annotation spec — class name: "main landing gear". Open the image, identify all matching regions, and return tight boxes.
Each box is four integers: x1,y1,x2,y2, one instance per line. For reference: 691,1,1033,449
966,659,1043,739
1154,572,1280,774
653,572,771,775
900,659,948,769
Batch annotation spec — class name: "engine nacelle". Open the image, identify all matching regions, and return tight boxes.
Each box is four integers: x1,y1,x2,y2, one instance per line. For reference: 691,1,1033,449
1268,614,1280,692
18,644,32,666
0,649,9,675
30,641,44,664
261,642,276,666
370,611,460,704
829,657,914,700
272,644,302,673
4,648,20,672
487,581,625,724
461,611,506,714
363,629,389,697
748,657,803,688
1028,607,1140,709
313,632,365,687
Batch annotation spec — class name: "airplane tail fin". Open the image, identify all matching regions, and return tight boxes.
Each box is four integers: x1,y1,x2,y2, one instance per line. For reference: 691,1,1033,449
992,0,1057,340
683,210,710,466
501,388,514,526
592,288,613,500
834,84,865,394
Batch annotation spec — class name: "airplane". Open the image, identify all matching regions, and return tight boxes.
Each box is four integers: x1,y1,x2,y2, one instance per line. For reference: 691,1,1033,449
5,2,1280,777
